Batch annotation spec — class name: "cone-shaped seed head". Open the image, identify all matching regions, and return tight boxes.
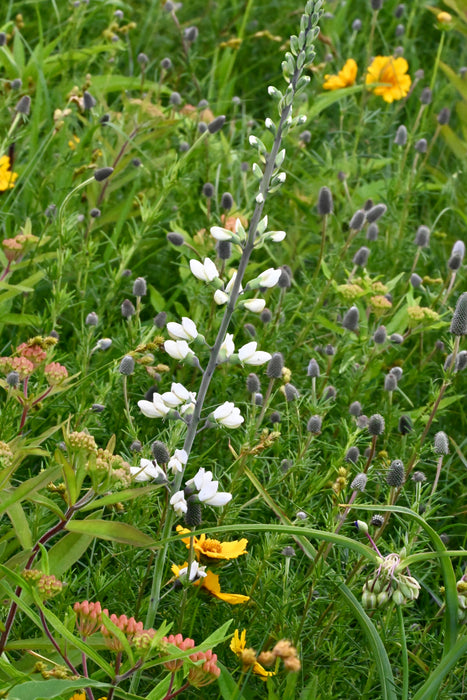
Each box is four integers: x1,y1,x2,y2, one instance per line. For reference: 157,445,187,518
367,223,379,241
351,473,367,492
373,325,387,344
342,305,359,331
434,431,449,455
345,446,360,463
307,358,320,378
167,232,185,246
437,107,451,125
247,373,260,393
185,500,202,528
284,383,299,401
349,401,362,416
317,186,333,216
386,459,405,487
394,124,407,146
366,204,387,224
152,441,170,463
307,415,322,434
94,167,114,182
352,246,370,267
450,292,467,335
414,225,430,247
267,352,284,378
119,355,135,375
368,414,385,436
384,373,397,392
349,210,366,231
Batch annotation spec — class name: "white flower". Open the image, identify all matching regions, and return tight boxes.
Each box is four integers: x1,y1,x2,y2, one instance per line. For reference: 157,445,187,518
226,272,242,294
164,339,192,361
138,395,170,418
178,561,207,581
214,289,229,305
186,467,213,491
167,448,188,474
171,382,192,403
186,468,232,508
238,341,272,366
200,487,232,507
219,333,235,361
189,257,219,282
258,268,282,287
212,401,244,428
166,317,198,342
170,490,188,516
210,226,233,241
130,458,165,482
180,397,196,415
269,230,286,242
243,299,266,313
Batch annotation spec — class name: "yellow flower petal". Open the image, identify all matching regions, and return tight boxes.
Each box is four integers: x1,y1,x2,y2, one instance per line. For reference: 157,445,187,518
0,155,18,192
201,570,250,604
176,525,248,560
230,629,275,678
323,58,358,91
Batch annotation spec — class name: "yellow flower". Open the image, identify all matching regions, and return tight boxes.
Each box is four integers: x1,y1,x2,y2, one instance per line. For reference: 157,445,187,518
201,570,250,604
230,629,275,678
68,135,80,150
68,695,107,700
365,56,411,103
0,155,18,192
437,11,452,24
323,58,358,91
176,525,248,560
171,562,250,604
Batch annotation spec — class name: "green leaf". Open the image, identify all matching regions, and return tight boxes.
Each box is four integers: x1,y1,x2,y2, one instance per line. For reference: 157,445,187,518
217,661,245,700
80,484,162,511
338,583,397,700
45,520,96,578
146,674,172,700
65,519,155,547
411,635,467,700
0,466,62,516
6,502,32,550
7,678,109,700
306,85,363,120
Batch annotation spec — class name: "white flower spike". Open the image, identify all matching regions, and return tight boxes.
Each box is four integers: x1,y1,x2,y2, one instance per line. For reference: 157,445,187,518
212,401,244,428
166,317,198,342
238,341,272,366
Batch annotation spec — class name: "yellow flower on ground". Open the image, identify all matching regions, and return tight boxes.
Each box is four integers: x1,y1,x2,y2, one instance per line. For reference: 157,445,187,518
171,562,250,604
323,58,358,90
230,629,275,678
437,11,452,24
0,155,18,192
365,56,411,103
176,525,248,560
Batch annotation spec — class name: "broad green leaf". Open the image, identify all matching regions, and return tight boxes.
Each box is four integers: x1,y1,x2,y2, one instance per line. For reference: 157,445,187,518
65,519,155,547
0,466,62,516
146,674,172,700
7,677,109,700
306,85,363,120
6,503,32,550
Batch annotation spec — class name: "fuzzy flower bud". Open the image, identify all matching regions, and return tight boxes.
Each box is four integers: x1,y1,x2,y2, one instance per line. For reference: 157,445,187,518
267,352,284,379
434,431,449,455
349,210,365,231
394,124,407,146
365,204,387,223
342,305,359,332
353,246,370,267
307,415,322,434
350,473,367,492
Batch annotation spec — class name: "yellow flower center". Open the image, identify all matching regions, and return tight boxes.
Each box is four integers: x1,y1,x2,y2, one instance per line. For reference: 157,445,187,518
202,538,223,553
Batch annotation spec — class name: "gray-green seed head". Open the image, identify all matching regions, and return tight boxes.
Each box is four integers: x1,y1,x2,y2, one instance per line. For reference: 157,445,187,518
284,383,299,401
368,414,385,436
267,352,284,378
307,415,322,434
307,358,320,377
133,277,147,297
450,292,467,335
414,225,430,247
349,210,366,231
366,204,387,224
345,446,360,463
247,373,261,393
151,441,170,463
349,401,362,417
317,186,333,215
394,124,408,146
434,431,449,455
351,473,367,492
386,459,405,487
398,415,412,435
342,305,359,332
119,355,135,375
384,373,397,392
373,325,387,344
353,246,370,267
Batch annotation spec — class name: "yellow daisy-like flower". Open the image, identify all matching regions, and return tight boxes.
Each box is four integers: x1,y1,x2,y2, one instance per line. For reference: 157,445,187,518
230,629,275,678
323,58,358,91
0,155,18,192
171,562,250,604
69,695,107,700
176,525,248,560
365,56,411,103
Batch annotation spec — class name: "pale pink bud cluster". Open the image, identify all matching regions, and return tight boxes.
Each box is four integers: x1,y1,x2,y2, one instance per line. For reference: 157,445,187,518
36,574,65,598
101,614,144,651
73,600,108,637
44,362,68,385
162,633,196,671
0,355,35,379
188,649,221,687
17,342,47,366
